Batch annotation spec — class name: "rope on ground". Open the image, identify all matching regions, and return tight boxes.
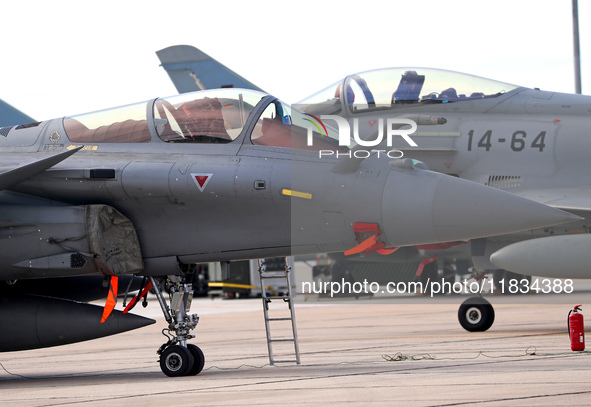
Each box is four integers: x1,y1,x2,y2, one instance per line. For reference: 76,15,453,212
0,362,33,379
382,346,591,362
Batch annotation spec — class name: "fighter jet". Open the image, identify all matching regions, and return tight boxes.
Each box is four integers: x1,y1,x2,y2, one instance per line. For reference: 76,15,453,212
155,45,591,333
298,67,591,330
301,68,591,331
0,86,575,376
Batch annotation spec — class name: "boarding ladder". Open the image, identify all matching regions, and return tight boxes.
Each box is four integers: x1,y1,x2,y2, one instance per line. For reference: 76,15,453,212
258,257,301,365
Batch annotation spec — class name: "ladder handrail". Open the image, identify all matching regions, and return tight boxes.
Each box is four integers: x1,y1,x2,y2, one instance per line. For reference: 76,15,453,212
258,258,301,365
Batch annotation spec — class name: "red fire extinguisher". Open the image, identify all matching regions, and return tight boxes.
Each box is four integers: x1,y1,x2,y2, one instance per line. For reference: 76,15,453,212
568,305,585,351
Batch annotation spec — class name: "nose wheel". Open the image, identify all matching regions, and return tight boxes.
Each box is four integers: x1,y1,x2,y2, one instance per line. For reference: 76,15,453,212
160,345,195,377
458,296,495,332
187,344,206,376
149,276,205,376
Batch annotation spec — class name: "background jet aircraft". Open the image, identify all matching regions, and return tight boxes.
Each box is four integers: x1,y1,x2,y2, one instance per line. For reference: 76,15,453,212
0,86,574,376
0,98,35,127
157,45,591,332
156,45,264,94
298,67,591,330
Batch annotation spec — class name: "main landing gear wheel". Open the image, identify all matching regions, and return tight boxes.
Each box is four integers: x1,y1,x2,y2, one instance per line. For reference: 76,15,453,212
160,345,195,377
187,344,205,375
149,276,205,377
458,297,495,332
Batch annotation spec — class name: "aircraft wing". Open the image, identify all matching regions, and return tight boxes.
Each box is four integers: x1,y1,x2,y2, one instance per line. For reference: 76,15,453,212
156,45,264,93
516,188,591,214
0,147,81,192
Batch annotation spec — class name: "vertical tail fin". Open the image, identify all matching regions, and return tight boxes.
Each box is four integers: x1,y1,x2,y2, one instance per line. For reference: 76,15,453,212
156,45,264,93
0,99,34,127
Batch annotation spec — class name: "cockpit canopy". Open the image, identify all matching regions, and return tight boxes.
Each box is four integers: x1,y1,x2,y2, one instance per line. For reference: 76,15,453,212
61,88,344,151
153,91,264,143
299,67,519,115
63,89,266,144
63,101,152,143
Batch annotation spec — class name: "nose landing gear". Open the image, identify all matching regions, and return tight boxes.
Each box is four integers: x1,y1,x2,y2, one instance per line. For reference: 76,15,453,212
149,276,205,377
458,296,495,332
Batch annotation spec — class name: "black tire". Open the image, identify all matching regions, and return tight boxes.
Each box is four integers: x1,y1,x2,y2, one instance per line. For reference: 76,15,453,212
160,345,195,377
187,344,205,376
458,297,495,332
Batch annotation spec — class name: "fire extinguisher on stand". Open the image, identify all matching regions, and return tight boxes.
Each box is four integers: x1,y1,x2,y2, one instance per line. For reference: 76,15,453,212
568,305,585,351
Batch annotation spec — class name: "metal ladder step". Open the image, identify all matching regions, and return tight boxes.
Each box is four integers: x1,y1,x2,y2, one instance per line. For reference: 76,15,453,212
258,257,300,366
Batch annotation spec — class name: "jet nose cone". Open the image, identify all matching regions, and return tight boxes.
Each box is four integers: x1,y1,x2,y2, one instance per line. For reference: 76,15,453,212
430,176,580,242
382,170,580,246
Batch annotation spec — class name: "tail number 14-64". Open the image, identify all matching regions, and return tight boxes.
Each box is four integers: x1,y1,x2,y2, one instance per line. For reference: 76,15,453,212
467,130,546,152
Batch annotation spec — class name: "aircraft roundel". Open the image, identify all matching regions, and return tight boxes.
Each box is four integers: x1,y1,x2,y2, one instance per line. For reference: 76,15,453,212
191,173,213,192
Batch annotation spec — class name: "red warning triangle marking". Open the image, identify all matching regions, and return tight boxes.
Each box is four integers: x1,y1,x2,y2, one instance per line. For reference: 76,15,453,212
195,176,208,188
191,173,213,192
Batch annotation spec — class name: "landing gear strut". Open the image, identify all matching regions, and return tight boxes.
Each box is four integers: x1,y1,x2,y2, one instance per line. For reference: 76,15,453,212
149,276,205,377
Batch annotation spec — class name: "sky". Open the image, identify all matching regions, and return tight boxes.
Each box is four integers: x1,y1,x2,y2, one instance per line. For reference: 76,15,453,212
1,0,589,121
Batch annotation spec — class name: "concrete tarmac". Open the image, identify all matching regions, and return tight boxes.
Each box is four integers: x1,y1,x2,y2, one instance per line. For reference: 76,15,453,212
1,294,591,406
